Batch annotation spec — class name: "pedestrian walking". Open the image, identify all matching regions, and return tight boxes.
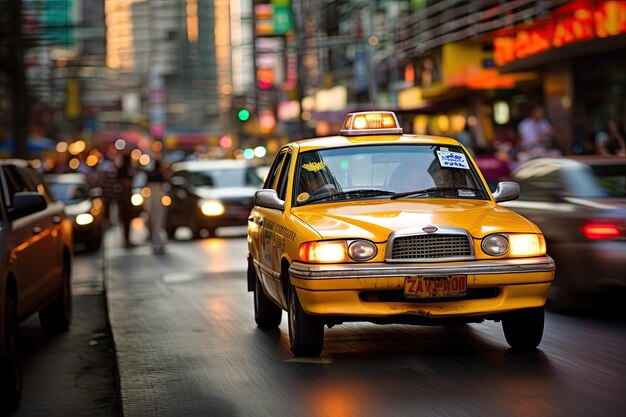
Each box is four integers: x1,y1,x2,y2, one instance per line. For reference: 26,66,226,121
146,158,169,255
116,153,136,248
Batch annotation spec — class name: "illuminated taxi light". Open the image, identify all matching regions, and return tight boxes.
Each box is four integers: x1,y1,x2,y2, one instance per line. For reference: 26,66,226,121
161,195,172,207
299,241,348,263
508,234,545,257
353,115,368,129
75,213,94,226
583,224,620,240
200,200,225,216
131,194,144,206
339,111,403,136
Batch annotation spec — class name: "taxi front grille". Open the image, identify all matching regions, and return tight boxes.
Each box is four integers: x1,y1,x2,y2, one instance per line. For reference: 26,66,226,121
390,234,471,260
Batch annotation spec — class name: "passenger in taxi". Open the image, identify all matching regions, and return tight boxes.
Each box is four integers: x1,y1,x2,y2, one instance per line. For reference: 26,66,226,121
389,161,434,192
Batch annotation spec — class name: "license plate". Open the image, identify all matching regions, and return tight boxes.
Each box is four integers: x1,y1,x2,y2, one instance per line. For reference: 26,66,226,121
404,275,467,299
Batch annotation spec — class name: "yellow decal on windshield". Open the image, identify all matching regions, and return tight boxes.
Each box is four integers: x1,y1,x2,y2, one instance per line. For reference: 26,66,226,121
302,161,326,172
297,192,310,203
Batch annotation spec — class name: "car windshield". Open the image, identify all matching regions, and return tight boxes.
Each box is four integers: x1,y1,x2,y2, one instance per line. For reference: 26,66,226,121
48,182,89,204
189,167,263,188
294,144,487,205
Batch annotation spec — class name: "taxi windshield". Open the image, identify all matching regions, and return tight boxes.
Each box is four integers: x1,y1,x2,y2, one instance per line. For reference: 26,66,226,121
294,144,487,205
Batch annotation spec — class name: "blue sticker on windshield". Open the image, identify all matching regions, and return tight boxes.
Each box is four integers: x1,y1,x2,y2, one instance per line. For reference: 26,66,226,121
436,150,469,169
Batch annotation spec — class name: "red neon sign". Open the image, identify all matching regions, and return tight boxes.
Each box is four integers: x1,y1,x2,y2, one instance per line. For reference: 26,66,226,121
495,1,626,66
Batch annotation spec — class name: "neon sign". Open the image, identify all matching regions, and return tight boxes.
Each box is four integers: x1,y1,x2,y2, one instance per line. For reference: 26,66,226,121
494,1,626,66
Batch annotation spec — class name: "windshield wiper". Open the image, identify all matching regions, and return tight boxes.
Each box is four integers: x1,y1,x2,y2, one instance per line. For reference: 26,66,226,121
391,186,484,200
301,189,395,205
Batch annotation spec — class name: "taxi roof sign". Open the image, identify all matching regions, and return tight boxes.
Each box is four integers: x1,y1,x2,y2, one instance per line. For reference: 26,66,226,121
339,111,403,136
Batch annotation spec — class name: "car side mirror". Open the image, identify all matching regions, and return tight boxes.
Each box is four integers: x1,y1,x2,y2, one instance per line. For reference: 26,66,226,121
9,191,47,220
254,189,284,211
493,181,520,203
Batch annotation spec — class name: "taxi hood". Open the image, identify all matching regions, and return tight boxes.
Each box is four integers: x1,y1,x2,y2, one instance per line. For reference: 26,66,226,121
292,199,537,241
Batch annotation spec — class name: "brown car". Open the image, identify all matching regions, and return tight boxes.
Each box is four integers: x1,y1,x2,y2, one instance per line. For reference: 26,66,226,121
0,160,73,410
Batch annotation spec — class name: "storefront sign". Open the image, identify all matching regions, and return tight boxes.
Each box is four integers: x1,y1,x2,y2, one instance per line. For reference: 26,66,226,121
495,1,626,66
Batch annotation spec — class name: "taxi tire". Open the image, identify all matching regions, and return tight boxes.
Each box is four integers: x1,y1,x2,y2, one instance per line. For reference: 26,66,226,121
502,307,544,350
253,267,282,328
1,293,22,411
288,284,324,357
39,260,72,336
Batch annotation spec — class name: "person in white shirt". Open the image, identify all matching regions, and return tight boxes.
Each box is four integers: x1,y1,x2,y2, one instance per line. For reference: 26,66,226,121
517,105,560,162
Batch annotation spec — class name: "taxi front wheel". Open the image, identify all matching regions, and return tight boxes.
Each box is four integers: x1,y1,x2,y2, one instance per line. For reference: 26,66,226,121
288,284,324,357
502,307,545,350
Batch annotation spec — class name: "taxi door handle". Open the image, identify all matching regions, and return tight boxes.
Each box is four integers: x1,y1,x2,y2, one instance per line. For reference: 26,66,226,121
257,218,265,226
32,226,42,235
52,215,62,224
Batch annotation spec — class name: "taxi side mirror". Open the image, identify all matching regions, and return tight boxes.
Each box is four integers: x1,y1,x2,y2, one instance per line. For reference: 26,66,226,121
493,181,520,203
254,189,284,211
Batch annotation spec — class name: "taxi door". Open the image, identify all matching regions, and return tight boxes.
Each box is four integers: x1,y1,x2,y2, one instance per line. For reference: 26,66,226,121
256,149,292,307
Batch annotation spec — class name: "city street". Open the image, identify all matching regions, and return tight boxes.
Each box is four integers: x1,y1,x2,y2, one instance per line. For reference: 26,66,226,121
104,225,626,417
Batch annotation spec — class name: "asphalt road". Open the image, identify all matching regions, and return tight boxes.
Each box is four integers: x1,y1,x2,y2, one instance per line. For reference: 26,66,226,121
8,249,119,417
106,226,626,417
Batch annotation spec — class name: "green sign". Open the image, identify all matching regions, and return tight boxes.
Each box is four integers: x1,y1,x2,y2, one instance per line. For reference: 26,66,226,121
44,0,74,47
272,6,292,34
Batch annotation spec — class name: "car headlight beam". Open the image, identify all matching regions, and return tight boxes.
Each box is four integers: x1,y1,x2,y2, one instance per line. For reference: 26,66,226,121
509,234,545,257
299,241,348,263
131,194,144,206
199,200,225,216
75,213,94,226
482,233,546,257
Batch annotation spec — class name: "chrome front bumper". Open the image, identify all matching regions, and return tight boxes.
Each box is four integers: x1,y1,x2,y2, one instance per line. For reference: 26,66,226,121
289,256,556,280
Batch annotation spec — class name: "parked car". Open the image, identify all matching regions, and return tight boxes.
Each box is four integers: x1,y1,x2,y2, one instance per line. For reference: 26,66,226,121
166,159,263,239
248,111,555,357
0,160,73,409
45,173,105,252
503,156,626,310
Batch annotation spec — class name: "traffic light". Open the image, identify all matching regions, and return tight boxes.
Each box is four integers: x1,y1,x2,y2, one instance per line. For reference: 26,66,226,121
237,108,250,122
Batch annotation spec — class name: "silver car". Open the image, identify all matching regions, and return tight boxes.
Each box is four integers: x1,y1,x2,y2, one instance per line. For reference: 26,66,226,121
503,156,626,311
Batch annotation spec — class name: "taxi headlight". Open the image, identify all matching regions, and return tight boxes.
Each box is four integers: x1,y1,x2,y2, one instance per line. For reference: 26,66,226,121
199,200,225,216
348,240,377,261
75,213,94,226
509,234,545,257
482,234,508,256
131,193,144,206
299,241,348,263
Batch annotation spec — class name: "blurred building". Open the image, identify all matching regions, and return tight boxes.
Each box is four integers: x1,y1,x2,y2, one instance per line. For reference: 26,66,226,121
276,0,626,156
101,0,254,151
397,0,626,155
1,0,120,151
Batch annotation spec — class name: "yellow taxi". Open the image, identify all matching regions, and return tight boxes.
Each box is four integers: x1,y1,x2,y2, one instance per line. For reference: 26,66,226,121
247,111,555,356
